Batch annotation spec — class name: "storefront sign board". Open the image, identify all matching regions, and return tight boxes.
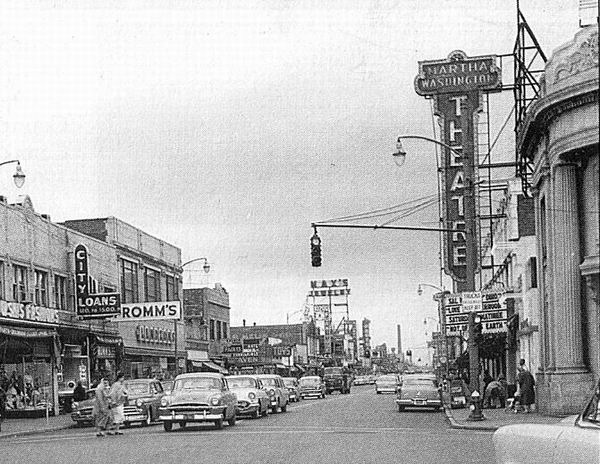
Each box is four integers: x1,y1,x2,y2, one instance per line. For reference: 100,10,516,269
116,301,181,321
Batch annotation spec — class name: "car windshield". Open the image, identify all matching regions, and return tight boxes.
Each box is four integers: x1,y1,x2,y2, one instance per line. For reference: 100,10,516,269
228,377,257,388
261,378,277,386
174,377,222,391
403,379,435,388
300,377,321,385
324,368,343,375
283,379,297,386
126,382,150,395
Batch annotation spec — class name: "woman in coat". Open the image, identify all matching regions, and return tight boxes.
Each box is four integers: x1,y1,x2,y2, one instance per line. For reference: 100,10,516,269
516,365,536,413
93,378,112,437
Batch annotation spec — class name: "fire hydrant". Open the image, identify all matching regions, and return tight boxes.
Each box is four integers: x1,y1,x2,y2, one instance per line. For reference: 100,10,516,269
467,390,485,421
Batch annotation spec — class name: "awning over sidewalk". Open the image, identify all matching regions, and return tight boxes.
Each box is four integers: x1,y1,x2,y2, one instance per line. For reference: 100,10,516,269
192,360,228,374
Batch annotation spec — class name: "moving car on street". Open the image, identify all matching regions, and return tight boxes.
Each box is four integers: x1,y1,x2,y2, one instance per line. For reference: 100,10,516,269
376,374,400,394
299,376,326,399
493,379,600,464
352,375,368,386
283,377,300,402
396,376,442,411
123,379,165,427
159,373,237,431
70,389,96,427
256,374,289,413
227,375,270,419
323,367,351,394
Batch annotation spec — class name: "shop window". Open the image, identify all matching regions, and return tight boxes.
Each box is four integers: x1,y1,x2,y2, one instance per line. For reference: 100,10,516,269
120,259,139,304
144,268,161,302
217,320,222,340
54,275,67,310
34,270,48,306
12,264,28,302
166,274,178,301
210,319,215,340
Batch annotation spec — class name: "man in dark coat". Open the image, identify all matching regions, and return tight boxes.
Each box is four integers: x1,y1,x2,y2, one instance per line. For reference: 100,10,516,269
73,381,87,402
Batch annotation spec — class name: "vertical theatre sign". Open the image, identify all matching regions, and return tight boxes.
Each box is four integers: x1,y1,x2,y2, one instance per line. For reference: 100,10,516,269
415,51,501,290
75,244,121,318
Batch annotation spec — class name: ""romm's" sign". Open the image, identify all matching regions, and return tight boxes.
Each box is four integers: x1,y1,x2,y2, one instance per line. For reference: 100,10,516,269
116,301,181,321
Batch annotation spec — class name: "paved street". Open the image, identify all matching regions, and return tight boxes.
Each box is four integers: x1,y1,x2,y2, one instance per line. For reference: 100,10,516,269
2,386,494,464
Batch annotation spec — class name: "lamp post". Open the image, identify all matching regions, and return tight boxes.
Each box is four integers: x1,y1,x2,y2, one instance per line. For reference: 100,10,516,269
397,135,479,393
179,258,211,376
0,160,26,188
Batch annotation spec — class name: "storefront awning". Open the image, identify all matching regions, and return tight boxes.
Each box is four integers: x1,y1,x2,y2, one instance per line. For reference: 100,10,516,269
192,360,228,374
275,363,287,370
0,326,57,338
187,350,209,362
294,364,306,373
94,334,122,345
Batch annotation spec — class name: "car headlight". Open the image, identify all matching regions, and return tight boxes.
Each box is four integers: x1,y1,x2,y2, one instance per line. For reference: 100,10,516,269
248,392,256,400
160,397,170,407
210,396,221,406
136,399,143,408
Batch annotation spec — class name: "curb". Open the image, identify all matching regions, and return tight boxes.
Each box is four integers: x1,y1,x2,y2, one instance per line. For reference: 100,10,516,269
443,405,499,431
0,423,76,440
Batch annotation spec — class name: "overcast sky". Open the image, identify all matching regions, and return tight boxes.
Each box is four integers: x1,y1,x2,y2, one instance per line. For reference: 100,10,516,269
0,0,581,361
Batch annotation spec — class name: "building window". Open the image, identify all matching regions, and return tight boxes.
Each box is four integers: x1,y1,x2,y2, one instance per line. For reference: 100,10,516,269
222,322,228,339
528,257,538,289
216,320,222,340
54,275,67,310
210,319,215,340
144,268,161,302
120,259,138,304
34,270,48,306
13,265,28,302
166,275,178,301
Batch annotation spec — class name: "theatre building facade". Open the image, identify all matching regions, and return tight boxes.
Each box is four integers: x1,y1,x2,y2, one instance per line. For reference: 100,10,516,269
518,24,599,414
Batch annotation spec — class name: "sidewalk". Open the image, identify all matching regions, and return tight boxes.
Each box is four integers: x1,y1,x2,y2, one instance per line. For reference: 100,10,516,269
0,414,75,439
444,405,566,431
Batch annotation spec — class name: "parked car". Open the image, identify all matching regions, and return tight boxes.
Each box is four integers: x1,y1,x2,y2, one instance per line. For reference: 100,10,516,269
283,377,300,402
493,379,600,464
352,375,366,386
256,374,289,413
367,375,377,385
299,376,326,399
396,376,442,411
227,375,270,419
70,389,96,427
161,380,174,393
122,378,165,427
376,374,401,394
323,367,352,394
158,373,237,431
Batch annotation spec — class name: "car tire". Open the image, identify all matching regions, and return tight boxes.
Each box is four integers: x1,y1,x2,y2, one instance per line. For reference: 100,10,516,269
280,403,287,413
179,421,186,428
227,412,236,426
163,421,173,432
398,405,405,412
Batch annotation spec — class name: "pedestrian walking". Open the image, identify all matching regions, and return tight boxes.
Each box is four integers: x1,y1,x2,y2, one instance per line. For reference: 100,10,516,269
516,365,536,413
73,380,87,402
93,378,112,437
109,372,128,435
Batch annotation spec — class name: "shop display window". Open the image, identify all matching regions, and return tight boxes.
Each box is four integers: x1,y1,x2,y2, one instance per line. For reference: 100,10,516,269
1,357,53,412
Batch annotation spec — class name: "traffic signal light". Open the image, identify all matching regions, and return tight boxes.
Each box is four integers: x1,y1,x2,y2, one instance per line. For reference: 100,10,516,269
473,316,483,343
310,231,322,267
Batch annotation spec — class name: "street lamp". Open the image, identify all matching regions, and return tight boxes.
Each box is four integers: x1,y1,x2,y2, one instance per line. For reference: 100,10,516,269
0,160,26,188
177,257,211,376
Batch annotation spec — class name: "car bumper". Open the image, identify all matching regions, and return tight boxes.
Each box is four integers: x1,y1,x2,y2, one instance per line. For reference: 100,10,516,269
396,398,442,408
236,402,260,416
376,386,397,393
159,406,225,422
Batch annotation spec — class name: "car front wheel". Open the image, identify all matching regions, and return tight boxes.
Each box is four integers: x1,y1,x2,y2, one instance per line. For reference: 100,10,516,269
163,421,173,432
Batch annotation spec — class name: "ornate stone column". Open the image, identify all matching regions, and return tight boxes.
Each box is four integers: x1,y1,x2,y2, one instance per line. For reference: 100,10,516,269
552,161,587,372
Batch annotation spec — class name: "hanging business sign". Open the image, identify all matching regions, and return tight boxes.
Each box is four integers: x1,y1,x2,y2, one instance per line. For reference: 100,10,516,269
75,244,121,319
115,301,181,321
443,291,507,336
415,51,502,290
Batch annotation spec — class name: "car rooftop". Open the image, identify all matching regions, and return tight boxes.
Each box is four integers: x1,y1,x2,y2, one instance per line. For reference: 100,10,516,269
174,372,223,379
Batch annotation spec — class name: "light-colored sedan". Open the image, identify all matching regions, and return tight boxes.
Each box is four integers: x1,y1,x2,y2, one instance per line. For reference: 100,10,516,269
256,374,290,413
227,375,270,419
396,377,442,411
299,376,326,399
493,379,600,464
376,374,400,394
158,373,238,431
